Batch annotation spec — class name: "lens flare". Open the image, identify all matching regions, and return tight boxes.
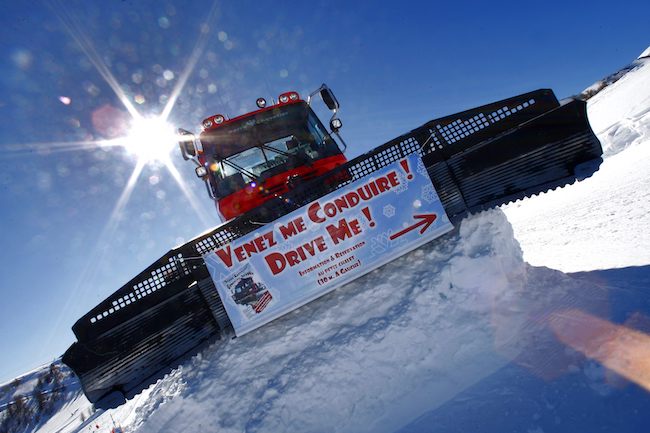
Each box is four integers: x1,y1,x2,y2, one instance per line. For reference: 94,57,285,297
550,309,650,392
120,117,177,164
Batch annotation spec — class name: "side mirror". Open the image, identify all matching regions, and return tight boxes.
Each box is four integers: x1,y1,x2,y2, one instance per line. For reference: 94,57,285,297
178,128,197,160
330,118,342,132
320,86,340,111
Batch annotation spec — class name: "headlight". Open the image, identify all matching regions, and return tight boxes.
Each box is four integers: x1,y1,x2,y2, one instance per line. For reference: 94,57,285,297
278,91,299,104
195,166,208,177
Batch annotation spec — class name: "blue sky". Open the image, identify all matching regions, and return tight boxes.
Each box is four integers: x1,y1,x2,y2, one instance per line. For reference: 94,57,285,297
0,0,647,383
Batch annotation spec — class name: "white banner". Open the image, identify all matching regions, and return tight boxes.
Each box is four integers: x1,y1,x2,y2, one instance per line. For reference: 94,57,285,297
204,153,453,336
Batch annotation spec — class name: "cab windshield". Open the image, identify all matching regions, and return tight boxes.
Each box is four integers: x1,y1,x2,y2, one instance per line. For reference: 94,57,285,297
199,102,340,197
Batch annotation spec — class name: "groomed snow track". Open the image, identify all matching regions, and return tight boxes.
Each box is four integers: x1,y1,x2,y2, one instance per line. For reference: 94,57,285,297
62,89,602,408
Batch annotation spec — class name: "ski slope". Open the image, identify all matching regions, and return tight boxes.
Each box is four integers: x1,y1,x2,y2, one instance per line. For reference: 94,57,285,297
503,56,650,272
6,50,650,433
105,211,616,433
95,52,650,433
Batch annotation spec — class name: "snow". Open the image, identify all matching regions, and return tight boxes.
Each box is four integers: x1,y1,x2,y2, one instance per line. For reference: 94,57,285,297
123,210,529,433
10,48,650,433
639,45,650,59
584,58,650,144
502,142,650,272
0,361,82,433
105,210,614,433
503,57,650,272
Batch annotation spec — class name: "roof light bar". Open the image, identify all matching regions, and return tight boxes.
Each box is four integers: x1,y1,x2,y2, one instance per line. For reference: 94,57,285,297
201,114,226,130
278,91,299,104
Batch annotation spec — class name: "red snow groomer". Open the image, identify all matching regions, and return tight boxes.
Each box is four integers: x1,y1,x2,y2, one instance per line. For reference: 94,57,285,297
63,84,603,409
178,86,348,220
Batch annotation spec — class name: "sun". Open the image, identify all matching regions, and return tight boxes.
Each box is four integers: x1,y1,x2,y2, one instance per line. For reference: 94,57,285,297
120,116,178,164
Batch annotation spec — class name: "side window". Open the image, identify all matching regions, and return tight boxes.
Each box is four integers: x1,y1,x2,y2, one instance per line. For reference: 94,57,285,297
307,113,340,157
307,113,327,146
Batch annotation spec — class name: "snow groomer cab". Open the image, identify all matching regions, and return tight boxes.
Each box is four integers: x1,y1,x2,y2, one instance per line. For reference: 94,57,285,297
178,85,349,220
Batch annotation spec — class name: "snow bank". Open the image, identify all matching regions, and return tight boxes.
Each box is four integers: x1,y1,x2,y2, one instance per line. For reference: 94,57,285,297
587,57,650,155
80,210,601,433
107,210,522,432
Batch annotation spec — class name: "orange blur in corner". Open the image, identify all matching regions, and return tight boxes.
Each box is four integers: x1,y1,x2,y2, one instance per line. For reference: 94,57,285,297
549,309,650,392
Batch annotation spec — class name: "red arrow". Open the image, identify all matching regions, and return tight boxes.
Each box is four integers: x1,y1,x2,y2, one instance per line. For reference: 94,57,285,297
389,213,438,240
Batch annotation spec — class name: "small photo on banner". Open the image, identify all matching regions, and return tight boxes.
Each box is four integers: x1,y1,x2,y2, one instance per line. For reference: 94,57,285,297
222,263,275,319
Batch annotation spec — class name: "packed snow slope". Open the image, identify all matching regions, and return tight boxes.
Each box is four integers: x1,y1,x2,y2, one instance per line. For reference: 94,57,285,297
503,55,650,272
117,50,650,433
109,212,649,433
9,47,650,433
104,211,632,433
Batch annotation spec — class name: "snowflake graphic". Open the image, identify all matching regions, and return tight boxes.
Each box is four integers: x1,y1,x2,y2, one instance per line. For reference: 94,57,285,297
278,240,296,253
369,232,391,258
368,230,408,259
383,204,396,218
421,184,438,203
416,157,428,177
392,173,409,194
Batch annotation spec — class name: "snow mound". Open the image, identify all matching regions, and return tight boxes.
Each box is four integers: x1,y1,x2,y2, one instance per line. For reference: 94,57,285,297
87,210,605,433
587,57,650,155
598,110,650,156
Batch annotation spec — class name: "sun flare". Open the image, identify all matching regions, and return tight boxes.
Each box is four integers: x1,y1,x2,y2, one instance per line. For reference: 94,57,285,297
120,116,178,164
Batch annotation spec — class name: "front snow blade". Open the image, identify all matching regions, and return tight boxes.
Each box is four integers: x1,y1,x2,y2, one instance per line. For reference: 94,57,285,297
63,89,602,407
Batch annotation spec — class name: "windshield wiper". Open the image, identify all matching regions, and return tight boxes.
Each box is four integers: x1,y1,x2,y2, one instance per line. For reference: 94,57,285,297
260,144,292,158
261,143,313,166
219,158,260,182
